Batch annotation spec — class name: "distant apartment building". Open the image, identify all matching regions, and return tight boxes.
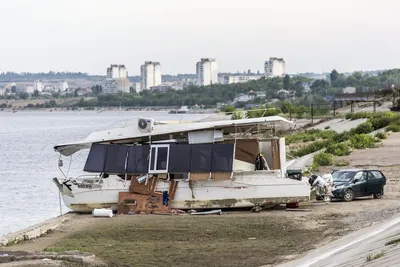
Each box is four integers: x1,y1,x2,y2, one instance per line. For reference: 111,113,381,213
140,61,161,90
107,64,128,79
221,75,263,84
264,57,286,78
33,80,43,92
132,82,141,93
196,58,218,86
25,86,34,94
59,81,69,92
102,64,131,93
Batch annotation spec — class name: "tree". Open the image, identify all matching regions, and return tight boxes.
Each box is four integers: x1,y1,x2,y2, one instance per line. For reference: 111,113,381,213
330,69,339,85
11,86,17,93
310,79,329,94
33,89,39,97
283,75,290,90
19,92,29,100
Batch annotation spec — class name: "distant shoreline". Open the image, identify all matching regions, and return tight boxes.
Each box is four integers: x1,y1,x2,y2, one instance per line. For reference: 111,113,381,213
0,107,220,114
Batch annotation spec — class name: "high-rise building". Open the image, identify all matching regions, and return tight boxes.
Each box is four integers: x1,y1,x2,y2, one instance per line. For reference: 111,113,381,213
33,80,43,92
140,61,161,90
264,57,285,78
59,81,69,92
196,58,218,86
107,64,128,79
102,64,130,94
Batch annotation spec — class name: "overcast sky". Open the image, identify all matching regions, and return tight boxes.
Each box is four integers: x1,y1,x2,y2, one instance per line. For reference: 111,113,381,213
0,0,399,75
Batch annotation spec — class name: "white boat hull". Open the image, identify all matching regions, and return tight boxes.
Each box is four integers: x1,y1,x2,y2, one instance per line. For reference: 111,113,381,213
54,171,310,212
53,176,129,212
157,171,310,209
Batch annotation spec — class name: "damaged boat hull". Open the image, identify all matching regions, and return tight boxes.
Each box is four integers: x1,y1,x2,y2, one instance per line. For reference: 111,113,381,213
54,171,310,212
53,176,129,212
157,171,310,209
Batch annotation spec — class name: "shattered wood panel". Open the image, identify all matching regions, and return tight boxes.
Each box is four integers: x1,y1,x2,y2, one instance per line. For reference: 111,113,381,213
190,173,209,181
129,176,150,195
234,139,259,164
129,176,162,196
190,172,231,181
211,172,231,180
117,192,169,214
271,139,281,170
168,180,179,200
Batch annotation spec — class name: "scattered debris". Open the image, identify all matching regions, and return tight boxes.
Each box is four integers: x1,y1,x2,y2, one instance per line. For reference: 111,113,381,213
248,237,257,240
92,209,114,218
190,209,222,215
251,206,263,213
285,208,312,212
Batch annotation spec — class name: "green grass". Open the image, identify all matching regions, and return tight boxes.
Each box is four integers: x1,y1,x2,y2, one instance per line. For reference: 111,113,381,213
385,237,400,246
366,251,385,262
43,215,329,267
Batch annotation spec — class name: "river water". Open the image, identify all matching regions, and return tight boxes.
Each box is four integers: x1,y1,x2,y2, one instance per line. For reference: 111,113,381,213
0,110,209,236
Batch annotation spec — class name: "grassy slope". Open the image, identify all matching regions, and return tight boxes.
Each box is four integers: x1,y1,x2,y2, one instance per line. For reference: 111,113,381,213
45,214,327,267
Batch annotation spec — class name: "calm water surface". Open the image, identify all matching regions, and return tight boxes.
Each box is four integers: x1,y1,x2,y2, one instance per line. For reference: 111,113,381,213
0,110,207,236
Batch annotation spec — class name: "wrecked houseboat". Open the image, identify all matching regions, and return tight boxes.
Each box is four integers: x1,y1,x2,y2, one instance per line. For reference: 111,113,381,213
53,116,310,213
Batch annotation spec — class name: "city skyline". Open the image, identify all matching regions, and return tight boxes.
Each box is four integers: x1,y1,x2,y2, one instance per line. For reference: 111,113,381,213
0,0,399,75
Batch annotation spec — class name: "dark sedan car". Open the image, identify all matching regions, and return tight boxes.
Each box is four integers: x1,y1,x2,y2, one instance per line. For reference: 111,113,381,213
331,169,386,202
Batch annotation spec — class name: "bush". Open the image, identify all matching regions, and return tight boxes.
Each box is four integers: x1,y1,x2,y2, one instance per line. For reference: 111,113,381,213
351,122,374,135
325,142,352,156
386,122,400,132
332,131,351,143
313,152,334,166
285,129,335,145
231,111,244,120
346,112,372,120
349,134,376,149
223,105,235,113
334,159,350,166
375,132,387,139
291,141,328,157
369,112,400,130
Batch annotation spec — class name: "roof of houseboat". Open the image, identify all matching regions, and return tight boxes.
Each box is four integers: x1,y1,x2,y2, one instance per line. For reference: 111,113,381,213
54,116,293,156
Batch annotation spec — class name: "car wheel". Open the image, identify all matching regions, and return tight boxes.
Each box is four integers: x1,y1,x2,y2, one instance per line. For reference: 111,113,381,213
373,188,384,199
343,189,354,202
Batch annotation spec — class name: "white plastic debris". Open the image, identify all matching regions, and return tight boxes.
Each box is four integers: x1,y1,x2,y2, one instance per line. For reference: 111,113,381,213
190,209,222,215
92,208,114,218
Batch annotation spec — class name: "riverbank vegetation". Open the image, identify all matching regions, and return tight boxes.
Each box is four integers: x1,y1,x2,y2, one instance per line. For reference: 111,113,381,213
285,111,400,169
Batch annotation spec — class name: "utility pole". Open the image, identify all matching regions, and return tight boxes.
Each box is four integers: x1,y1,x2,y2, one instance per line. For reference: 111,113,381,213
311,103,314,124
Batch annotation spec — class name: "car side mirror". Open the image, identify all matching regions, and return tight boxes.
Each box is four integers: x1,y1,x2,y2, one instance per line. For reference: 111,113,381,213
354,178,359,183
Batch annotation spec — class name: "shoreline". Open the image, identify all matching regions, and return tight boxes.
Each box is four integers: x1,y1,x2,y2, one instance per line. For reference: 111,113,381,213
0,213,74,247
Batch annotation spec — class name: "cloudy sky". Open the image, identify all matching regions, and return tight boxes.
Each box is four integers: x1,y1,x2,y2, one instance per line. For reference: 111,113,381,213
0,0,399,75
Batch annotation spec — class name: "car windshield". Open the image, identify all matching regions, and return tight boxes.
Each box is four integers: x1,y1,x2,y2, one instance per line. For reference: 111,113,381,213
332,171,356,182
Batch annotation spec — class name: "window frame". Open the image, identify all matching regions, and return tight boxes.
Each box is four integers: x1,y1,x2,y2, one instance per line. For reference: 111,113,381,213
148,144,170,174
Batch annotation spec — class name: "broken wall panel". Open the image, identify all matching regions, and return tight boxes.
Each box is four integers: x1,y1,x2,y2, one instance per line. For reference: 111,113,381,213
83,143,108,172
234,139,259,164
126,145,150,174
190,144,213,172
169,144,191,173
104,144,129,173
211,144,234,172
